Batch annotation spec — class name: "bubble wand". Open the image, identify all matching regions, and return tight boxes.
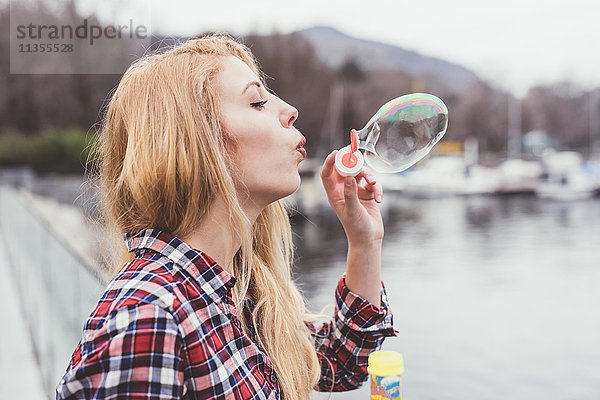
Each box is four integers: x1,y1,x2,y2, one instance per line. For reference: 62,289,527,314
335,93,449,177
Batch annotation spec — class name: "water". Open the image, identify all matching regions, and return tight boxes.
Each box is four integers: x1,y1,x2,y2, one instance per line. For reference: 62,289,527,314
8,172,599,399
296,195,600,400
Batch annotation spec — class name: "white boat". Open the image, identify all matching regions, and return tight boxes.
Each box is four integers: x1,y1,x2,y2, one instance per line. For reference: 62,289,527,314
399,155,500,197
536,151,600,201
496,158,543,195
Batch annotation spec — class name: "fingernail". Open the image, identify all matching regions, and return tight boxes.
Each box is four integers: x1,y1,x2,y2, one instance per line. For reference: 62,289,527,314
376,194,382,202
345,178,353,186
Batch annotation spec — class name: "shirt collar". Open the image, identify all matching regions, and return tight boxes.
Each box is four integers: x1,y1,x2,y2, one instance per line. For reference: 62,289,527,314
124,228,236,300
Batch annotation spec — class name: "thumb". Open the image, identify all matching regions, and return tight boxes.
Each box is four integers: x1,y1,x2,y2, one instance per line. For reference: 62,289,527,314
343,177,360,210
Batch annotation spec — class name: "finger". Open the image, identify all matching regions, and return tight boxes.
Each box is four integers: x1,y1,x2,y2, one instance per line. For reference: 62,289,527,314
371,181,383,203
320,151,346,208
357,175,376,193
357,179,383,202
361,182,375,193
320,150,337,181
357,186,376,201
356,170,377,186
343,176,360,210
353,174,364,186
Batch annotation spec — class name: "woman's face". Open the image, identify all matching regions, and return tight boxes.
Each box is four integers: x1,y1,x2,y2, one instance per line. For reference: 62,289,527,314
216,56,306,207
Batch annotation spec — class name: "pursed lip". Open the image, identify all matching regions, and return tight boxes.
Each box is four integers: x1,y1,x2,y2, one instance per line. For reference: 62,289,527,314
297,147,307,159
296,137,307,160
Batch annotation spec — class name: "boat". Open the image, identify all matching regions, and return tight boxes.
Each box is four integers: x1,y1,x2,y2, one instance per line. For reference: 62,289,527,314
398,155,500,197
496,158,543,195
535,151,600,201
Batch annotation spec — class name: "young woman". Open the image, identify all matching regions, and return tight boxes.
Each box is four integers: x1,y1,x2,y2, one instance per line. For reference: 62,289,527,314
56,34,396,400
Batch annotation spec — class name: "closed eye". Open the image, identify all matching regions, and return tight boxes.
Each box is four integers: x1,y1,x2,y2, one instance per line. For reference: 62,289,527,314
250,100,268,109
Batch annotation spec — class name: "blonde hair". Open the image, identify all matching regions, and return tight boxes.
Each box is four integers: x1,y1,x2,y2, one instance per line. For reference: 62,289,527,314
98,34,321,398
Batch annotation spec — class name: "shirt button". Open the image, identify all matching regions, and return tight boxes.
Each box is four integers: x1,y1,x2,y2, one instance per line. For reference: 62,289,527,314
270,371,278,383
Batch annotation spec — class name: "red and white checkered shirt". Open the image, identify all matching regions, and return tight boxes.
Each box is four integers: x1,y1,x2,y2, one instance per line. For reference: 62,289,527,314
56,229,396,399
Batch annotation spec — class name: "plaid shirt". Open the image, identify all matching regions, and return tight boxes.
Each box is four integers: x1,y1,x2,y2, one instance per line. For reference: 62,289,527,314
56,229,396,399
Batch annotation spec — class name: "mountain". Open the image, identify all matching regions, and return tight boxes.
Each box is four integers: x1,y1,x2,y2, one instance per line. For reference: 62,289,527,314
297,26,478,91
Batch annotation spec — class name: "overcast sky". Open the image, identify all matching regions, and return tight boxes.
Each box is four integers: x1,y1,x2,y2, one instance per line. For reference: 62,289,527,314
86,0,600,96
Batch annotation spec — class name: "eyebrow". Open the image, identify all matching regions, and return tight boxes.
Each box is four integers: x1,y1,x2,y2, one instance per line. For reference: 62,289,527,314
242,81,262,95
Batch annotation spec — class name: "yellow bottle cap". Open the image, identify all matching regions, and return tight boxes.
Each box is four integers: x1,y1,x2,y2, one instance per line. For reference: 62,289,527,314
367,351,405,377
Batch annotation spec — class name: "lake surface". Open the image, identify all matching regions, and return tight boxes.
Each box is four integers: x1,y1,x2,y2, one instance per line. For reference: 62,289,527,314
295,194,600,400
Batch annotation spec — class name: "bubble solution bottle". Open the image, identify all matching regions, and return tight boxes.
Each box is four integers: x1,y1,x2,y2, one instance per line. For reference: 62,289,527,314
335,93,448,177
368,351,405,400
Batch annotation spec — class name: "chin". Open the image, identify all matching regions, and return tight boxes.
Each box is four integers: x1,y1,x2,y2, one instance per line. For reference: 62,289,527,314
272,174,302,201
290,172,302,193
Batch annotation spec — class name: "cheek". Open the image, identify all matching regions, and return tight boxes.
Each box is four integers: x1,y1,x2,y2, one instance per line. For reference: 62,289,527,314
239,129,281,161
223,118,290,173
228,122,276,154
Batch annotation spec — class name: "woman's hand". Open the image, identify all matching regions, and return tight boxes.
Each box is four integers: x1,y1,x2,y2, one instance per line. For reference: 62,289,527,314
320,150,384,247
320,150,384,307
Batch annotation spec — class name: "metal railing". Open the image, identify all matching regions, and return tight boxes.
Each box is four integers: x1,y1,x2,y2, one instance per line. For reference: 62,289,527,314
0,186,106,398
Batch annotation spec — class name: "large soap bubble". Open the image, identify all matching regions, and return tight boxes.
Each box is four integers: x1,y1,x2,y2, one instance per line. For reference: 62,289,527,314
354,93,448,173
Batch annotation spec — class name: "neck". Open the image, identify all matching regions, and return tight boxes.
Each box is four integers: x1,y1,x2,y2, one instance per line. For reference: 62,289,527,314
180,195,264,275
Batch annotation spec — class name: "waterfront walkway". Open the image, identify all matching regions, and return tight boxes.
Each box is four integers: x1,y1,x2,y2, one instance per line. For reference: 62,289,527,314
0,229,47,399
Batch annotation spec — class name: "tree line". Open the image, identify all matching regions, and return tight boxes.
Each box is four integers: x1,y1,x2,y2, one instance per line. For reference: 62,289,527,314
1,3,598,173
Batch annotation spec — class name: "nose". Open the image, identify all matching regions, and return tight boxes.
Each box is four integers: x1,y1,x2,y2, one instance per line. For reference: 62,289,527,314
280,102,298,128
